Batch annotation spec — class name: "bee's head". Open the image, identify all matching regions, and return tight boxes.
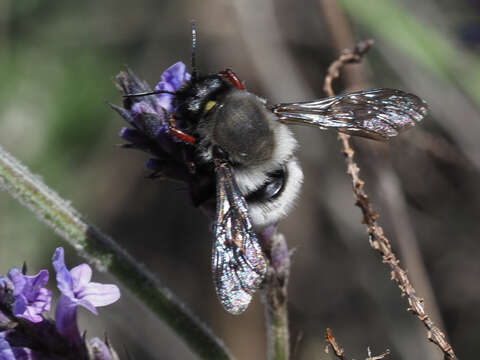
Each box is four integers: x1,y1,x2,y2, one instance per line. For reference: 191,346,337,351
173,76,226,122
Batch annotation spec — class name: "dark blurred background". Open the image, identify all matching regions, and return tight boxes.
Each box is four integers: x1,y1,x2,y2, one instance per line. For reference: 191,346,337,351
1,0,480,359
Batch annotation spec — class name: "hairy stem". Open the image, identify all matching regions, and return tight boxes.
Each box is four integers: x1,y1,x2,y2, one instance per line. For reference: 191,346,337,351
265,300,288,360
0,144,234,360
261,229,290,360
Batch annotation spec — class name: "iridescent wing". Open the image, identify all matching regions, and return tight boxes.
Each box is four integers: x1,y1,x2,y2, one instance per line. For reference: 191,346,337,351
271,89,428,140
213,161,267,314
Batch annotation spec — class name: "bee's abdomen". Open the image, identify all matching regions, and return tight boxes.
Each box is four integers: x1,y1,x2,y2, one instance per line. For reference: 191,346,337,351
246,157,303,230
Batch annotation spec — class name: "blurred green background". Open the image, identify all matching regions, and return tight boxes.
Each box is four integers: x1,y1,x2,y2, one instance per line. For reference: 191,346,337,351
1,0,480,359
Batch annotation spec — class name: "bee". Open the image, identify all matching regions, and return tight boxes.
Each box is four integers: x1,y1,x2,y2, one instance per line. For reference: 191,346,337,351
122,25,428,315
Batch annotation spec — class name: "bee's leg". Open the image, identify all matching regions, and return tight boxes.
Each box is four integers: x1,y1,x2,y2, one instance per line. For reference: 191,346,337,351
169,127,196,144
218,69,245,90
168,114,196,144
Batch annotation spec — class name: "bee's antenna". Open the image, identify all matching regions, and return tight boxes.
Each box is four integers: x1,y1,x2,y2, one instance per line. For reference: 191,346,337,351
123,89,175,98
191,20,198,80
123,90,176,97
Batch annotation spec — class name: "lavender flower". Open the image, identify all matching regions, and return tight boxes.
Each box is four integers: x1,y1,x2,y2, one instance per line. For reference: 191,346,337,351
7,269,51,324
0,249,121,359
0,337,31,360
0,336,33,360
52,248,120,345
0,335,15,360
112,62,192,170
0,276,49,360
154,61,191,113
111,62,216,209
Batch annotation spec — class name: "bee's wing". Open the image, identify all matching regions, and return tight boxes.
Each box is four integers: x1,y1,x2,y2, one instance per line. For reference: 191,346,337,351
271,89,428,141
213,161,267,314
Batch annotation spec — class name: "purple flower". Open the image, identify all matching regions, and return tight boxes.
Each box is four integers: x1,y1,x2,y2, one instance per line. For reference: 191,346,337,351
7,269,51,324
111,62,198,183
154,61,191,113
0,334,30,360
113,69,171,155
52,248,120,345
0,249,120,359
0,335,15,360
117,61,191,144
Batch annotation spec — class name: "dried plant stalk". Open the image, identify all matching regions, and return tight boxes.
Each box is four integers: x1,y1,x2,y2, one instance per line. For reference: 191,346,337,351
323,42,457,360
325,328,346,359
325,328,390,360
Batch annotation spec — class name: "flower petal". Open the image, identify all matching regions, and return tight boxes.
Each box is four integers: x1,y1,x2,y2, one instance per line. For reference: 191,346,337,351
55,294,81,345
52,248,74,298
0,336,15,360
7,269,26,297
23,270,49,301
15,287,52,323
160,62,190,91
30,270,49,287
76,298,98,315
35,287,52,311
153,84,175,113
8,269,51,323
78,283,120,308
154,61,191,113
70,264,92,292
11,295,27,319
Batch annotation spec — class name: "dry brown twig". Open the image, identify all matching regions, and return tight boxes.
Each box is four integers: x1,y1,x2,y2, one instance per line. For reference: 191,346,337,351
325,328,390,360
323,41,457,360
325,328,345,359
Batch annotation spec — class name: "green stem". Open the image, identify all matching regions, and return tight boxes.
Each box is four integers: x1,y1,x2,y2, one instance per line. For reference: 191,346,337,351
265,298,289,360
0,144,234,360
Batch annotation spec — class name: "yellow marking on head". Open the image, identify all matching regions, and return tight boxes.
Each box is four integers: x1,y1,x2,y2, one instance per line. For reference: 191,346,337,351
205,100,216,112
